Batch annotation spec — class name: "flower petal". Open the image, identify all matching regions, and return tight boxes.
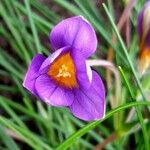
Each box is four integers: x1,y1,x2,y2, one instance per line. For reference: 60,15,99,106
137,1,150,46
35,74,74,106
69,71,105,121
71,48,92,90
146,28,150,46
23,54,46,95
50,16,97,58
137,9,144,38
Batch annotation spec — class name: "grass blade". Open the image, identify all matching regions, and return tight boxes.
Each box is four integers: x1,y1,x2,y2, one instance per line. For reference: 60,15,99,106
56,101,150,150
24,0,41,53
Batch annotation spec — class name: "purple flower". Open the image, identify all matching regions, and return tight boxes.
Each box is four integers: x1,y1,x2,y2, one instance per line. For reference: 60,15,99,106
137,1,150,74
23,16,105,121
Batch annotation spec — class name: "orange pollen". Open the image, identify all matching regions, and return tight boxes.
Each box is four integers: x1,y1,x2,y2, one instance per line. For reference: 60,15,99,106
47,52,78,88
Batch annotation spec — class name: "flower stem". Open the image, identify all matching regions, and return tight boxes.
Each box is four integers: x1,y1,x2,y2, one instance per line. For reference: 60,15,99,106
94,132,117,150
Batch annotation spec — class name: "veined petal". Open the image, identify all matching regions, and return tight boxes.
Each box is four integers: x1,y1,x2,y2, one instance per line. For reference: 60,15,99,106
71,48,92,90
35,74,74,106
69,71,105,121
50,16,97,58
23,54,46,95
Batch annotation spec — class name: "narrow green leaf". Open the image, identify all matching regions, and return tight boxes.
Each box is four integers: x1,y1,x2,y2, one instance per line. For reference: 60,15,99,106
102,3,146,101
56,101,150,150
0,125,20,150
118,66,149,150
24,0,41,53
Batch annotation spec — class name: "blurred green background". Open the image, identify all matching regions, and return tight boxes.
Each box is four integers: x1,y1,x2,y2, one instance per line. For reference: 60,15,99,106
0,0,150,149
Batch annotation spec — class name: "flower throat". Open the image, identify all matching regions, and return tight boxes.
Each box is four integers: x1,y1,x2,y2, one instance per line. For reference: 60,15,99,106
47,52,78,88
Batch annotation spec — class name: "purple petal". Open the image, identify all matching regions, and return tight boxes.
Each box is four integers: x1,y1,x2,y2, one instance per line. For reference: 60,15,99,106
23,54,46,95
71,48,92,90
70,71,105,121
137,9,144,38
137,1,150,44
146,28,150,46
50,16,97,58
39,46,70,73
144,1,150,46
35,74,74,106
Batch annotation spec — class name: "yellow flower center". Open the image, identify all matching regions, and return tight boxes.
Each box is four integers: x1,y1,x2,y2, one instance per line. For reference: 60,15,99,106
56,64,71,78
47,52,78,88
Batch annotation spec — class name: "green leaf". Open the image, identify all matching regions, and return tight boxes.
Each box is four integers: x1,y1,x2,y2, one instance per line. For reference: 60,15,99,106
56,101,150,150
0,125,20,150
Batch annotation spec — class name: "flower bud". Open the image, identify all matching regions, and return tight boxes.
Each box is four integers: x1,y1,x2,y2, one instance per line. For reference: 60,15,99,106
137,1,150,74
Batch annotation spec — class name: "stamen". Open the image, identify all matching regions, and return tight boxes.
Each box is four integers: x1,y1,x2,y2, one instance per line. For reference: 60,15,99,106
47,52,77,88
56,65,71,78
